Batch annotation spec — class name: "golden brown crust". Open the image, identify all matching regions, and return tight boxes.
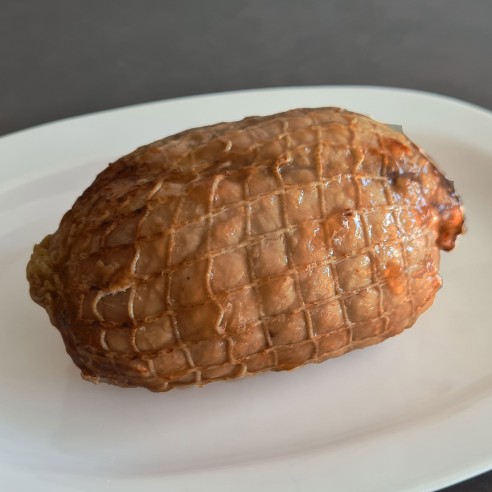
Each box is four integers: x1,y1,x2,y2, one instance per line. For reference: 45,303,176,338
26,108,464,391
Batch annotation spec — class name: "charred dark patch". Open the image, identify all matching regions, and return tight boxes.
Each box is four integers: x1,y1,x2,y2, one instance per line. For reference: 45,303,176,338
341,209,356,217
387,170,420,185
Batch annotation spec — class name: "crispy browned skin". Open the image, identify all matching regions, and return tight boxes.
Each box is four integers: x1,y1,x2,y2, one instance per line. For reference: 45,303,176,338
27,108,464,391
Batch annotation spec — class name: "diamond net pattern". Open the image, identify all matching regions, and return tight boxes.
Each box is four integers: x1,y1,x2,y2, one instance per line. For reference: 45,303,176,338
27,108,463,391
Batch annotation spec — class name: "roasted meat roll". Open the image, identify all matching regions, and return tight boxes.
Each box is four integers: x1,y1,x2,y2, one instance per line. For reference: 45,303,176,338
27,108,464,391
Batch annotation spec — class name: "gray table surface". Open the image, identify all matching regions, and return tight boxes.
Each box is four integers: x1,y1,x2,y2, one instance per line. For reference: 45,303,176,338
1,1,491,490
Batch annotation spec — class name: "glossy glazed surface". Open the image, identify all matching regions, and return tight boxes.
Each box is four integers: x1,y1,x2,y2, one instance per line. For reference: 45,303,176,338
27,107,462,391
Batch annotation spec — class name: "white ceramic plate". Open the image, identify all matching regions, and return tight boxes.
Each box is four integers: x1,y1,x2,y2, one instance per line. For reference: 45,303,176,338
1,87,491,492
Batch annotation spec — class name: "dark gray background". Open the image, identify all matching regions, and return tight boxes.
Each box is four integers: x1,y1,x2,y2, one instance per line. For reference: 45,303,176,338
1,1,491,490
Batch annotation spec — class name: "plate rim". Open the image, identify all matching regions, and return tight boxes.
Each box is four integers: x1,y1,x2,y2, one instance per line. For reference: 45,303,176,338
1,85,491,491
2,84,492,142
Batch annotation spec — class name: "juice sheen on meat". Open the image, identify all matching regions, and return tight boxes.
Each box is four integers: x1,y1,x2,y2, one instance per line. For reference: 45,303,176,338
26,108,464,392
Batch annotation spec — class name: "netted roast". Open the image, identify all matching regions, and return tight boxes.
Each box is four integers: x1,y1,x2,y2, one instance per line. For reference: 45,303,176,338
27,108,464,391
